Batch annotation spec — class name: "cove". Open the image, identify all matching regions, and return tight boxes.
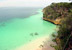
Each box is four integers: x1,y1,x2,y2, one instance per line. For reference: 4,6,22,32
0,9,56,50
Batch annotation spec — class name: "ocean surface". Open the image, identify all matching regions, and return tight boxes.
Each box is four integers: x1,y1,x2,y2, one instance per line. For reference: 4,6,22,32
0,7,56,50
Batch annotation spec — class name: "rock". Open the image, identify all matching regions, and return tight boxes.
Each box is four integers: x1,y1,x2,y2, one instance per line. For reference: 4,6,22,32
35,32,38,35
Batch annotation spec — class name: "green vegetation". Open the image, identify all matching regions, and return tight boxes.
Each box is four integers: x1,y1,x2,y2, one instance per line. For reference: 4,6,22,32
43,2,72,22
57,15,72,50
43,2,72,50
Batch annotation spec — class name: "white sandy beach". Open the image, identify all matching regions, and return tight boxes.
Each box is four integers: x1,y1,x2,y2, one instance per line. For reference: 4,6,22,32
14,36,55,50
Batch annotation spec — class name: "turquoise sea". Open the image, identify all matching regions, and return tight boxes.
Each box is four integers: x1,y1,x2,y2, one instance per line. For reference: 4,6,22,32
0,7,56,50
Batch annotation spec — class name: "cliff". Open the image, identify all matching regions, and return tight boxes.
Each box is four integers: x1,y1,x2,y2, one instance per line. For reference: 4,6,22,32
43,2,72,50
43,2,72,25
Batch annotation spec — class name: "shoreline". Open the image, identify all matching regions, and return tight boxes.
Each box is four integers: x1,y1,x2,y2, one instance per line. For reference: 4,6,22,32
14,36,55,50
43,18,60,25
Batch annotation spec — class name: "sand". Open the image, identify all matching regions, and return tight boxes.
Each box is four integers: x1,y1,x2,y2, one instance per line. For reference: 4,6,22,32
14,36,55,50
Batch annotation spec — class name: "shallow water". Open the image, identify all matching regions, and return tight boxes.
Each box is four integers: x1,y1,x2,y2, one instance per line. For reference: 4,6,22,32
0,8,56,50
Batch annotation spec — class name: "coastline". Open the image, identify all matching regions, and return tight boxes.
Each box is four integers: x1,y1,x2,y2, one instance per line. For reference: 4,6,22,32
14,10,56,50
43,18,61,25
14,36,55,50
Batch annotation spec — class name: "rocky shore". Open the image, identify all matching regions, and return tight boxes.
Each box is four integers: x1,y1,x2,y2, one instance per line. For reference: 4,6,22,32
43,18,61,25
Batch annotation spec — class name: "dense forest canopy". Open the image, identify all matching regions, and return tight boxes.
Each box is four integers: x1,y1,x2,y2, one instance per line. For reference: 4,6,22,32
43,2,72,20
